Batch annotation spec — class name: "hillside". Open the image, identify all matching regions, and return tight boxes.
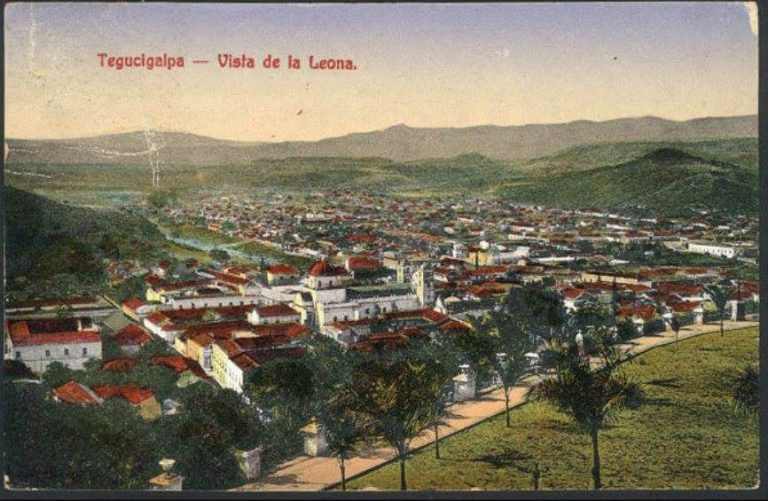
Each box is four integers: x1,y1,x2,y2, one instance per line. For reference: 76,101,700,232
5,185,165,301
5,115,757,164
515,138,758,177
499,148,759,216
5,138,758,215
4,155,519,200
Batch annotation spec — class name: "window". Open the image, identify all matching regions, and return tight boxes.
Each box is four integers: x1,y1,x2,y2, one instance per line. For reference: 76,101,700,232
82,347,88,356
15,351,21,359
45,350,51,357
64,348,70,356
344,315,348,321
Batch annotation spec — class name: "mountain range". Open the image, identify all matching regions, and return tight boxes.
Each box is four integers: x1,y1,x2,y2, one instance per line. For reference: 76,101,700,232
5,115,757,165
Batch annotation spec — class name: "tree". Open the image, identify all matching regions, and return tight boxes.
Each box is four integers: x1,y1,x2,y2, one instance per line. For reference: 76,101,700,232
732,364,758,416
172,384,263,489
660,312,684,351
318,390,370,491
505,282,567,344
476,310,531,427
399,339,460,459
306,334,369,490
351,358,437,491
702,282,734,337
209,248,230,263
246,357,315,466
528,343,641,490
146,190,178,210
55,305,74,319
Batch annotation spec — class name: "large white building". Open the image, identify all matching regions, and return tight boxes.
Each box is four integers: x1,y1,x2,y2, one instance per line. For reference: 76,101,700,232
687,241,741,259
290,259,435,329
4,317,102,373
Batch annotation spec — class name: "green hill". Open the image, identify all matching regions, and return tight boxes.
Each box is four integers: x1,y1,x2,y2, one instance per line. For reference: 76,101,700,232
5,185,165,301
500,147,759,216
515,138,757,177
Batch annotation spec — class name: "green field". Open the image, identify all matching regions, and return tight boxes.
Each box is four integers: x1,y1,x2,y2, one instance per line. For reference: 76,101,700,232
233,240,313,269
346,327,760,491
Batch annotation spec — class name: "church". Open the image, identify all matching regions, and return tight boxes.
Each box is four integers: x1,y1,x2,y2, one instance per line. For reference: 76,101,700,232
291,257,435,331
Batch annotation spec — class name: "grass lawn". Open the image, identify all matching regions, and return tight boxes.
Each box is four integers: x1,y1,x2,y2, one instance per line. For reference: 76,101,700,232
346,327,760,491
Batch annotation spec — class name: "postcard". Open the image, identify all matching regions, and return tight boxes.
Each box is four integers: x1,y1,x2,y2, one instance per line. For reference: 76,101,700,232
2,1,761,496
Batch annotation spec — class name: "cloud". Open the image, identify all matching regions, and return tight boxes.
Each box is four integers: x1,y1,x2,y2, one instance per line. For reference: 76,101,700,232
743,1,758,37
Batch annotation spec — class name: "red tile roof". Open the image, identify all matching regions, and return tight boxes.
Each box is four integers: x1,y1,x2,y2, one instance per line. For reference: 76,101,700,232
563,288,586,300
254,304,298,317
145,312,170,325
52,381,101,405
617,305,658,321
92,385,155,405
101,358,140,373
347,256,383,270
211,271,250,286
7,320,101,347
308,260,349,277
440,320,470,333
268,264,300,275
114,324,151,346
122,298,146,310
670,301,701,313
154,279,213,292
149,355,207,378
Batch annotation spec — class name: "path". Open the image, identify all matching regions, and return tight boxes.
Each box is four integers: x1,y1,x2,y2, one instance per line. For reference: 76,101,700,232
234,320,758,492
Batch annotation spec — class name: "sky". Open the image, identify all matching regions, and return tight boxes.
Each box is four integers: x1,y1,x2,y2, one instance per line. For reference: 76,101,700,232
3,2,759,142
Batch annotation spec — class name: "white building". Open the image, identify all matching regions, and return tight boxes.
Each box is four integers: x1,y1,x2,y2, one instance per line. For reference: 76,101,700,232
5,318,102,373
687,242,741,259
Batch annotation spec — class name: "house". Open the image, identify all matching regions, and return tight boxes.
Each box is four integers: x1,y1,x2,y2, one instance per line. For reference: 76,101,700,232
345,256,384,275
113,324,152,355
122,298,153,321
52,381,102,406
266,264,301,285
306,259,353,290
247,304,301,326
92,385,162,420
210,332,306,393
5,318,102,373
149,355,209,386
686,241,740,259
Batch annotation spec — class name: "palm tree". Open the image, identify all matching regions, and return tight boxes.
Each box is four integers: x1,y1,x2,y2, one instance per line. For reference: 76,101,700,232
319,392,370,491
352,358,436,491
528,344,641,490
475,309,533,428
702,282,734,337
655,302,685,351
732,364,759,416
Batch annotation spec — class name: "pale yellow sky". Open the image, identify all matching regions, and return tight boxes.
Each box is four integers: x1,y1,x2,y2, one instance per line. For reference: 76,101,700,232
4,3,759,142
